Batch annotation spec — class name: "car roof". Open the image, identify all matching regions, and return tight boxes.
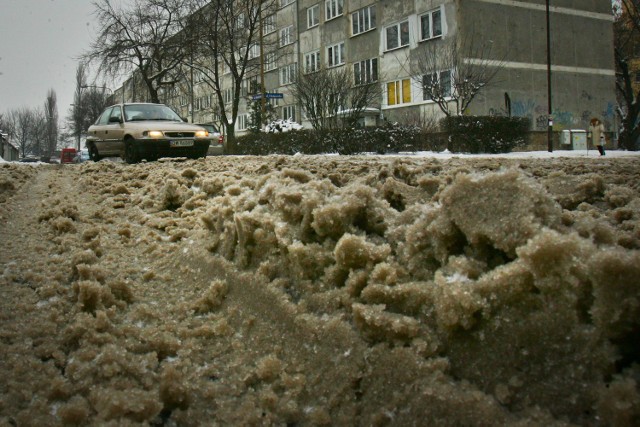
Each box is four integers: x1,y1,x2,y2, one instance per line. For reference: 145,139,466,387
108,103,165,108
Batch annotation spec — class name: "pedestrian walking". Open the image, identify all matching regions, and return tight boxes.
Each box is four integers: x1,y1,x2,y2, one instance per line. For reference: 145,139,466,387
588,118,606,156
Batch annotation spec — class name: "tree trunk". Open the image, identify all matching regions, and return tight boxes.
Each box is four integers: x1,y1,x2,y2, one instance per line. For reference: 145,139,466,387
616,52,640,150
225,123,237,154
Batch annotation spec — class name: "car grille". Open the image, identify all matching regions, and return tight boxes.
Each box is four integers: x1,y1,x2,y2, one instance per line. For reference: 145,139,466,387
164,132,195,138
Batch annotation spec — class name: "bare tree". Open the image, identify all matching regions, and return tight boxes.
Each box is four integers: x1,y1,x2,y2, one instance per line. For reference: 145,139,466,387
395,109,441,133
84,0,192,103
66,63,113,149
184,0,279,149
289,66,382,131
411,35,503,117
31,110,48,158
9,108,37,158
0,114,15,140
614,0,640,150
68,63,88,150
44,89,59,159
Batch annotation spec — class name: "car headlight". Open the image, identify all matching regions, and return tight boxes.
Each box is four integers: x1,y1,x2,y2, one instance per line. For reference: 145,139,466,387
145,130,164,138
195,130,209,138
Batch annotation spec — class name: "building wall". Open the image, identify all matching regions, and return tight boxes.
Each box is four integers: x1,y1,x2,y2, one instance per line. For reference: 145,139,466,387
114,0,616,136
459,0,617,132
377,0,457,124
378,0,616,131
1,136,19,161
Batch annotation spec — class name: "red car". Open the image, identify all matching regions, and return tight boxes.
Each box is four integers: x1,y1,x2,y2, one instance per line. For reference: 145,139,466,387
60,148,77,164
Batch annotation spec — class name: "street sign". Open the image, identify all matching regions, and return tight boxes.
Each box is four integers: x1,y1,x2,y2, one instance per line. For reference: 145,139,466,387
252,93,284,100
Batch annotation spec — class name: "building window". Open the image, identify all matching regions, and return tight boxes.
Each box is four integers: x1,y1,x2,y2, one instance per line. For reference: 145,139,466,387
352,5,375,36
422,71,452,100
420,8,443,41
267,97,280,109
327,42,345,67
282,105,296,121
241,79,248,97
387,79,412,106
247,43,260,60
223,88,233,104
307,4,319,28
280,25,294,47
280,63,297,85
325,0,343,21
238,114,248,131
234,13,245,31
354,58,378,85
385,20,410,51
241,76,259,96
265,52,277,72
305,50,320,73
264,14,276,35
280,0,295,7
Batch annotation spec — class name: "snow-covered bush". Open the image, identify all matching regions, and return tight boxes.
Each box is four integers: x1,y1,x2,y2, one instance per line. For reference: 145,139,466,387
263,119,303,133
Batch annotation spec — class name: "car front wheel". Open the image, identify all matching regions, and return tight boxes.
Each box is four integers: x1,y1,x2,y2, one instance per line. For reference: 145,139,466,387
87,143,101,162
124,138,140,164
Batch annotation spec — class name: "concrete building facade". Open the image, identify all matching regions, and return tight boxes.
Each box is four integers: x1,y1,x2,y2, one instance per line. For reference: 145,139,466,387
114,0,616,137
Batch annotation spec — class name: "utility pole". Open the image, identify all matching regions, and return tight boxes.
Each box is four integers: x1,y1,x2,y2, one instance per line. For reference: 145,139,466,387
259,0,266,127
190,47,195,123
76,88,83,151
546,0,553,152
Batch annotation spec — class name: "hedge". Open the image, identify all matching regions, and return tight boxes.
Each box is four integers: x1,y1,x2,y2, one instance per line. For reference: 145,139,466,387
229,117,529,156
440,116,531,154
232,124,439,155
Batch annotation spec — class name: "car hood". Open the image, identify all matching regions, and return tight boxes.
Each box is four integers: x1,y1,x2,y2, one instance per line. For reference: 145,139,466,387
124,121,206,131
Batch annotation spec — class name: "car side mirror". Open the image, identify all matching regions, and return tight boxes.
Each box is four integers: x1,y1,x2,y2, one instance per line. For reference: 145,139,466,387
109,116,122,123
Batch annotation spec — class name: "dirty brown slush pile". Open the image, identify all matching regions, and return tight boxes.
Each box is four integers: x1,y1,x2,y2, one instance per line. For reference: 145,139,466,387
1,155,639,426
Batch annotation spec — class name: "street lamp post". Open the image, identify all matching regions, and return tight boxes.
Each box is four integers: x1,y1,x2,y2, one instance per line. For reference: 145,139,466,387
546,0,553,152
76,87,84,151
76,85,113,150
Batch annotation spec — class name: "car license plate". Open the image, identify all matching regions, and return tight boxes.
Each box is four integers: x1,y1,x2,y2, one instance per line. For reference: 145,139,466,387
170,140,194,147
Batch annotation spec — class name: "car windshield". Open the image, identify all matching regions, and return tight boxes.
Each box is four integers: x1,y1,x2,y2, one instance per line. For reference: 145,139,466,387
123,104,183,122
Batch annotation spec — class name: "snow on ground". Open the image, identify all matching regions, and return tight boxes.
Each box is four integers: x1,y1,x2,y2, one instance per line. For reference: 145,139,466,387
1,152,639,425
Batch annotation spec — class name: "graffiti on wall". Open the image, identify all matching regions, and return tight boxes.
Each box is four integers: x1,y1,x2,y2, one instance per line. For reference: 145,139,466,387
483,96,617,131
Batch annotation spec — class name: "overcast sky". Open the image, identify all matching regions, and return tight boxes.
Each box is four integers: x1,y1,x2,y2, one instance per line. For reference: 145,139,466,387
0,0,120,127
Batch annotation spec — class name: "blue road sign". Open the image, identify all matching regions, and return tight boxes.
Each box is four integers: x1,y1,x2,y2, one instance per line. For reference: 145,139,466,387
252,93,284,100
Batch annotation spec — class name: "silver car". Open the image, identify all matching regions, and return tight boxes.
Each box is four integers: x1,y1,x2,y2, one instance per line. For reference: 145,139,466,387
86,103,213,163
195,123,224,156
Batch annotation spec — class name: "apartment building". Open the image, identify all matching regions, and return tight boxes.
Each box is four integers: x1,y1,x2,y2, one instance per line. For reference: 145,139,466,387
115,0,616,136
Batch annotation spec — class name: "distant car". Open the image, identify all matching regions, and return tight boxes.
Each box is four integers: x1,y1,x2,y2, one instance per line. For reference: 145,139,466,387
195,123,224,155
74,149,90,163
19,157,39,163
86,103,214,164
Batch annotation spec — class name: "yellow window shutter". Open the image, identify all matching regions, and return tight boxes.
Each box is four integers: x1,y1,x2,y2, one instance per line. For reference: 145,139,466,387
402,79,411,103
387,82,397,105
